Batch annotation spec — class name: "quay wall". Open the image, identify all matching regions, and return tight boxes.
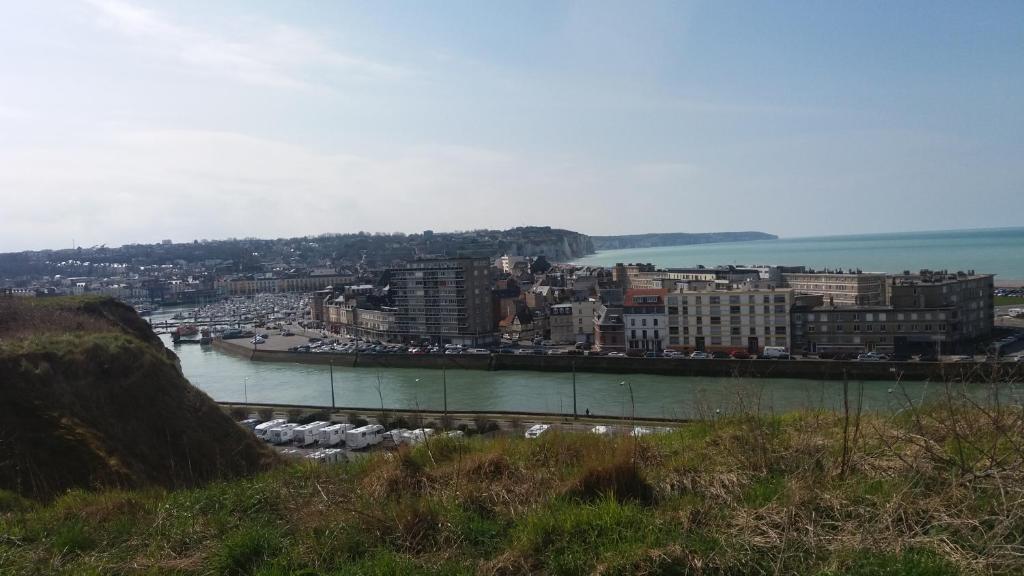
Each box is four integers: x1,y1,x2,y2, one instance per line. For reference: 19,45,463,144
211,339,1022,382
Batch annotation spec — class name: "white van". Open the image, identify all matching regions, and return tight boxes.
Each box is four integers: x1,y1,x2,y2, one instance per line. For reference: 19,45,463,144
761,346,790,359
345,424,385,450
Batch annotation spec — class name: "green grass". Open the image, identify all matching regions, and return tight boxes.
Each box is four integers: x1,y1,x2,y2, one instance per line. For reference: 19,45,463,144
995,295,1024,306
3,409,1024,575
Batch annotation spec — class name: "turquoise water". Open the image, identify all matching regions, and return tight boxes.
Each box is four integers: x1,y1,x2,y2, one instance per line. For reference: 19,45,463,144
577,227,1024,282
162,334,1021,420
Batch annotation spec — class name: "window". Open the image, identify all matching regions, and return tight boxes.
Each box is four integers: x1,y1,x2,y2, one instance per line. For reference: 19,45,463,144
641,318,647,327
774,295,786,303
669,326,679,335
631,330,636,338
750,326,757,335
683,326,690,335
774,326,787,335
774,304,785,314
653,330,659,340
630,319,636,326
729,295,740,304
710,296,720,305
696,317,703,325
763,295,770,304
642,330,648,339
653,319,659,327
668,306,679,315
853,324,860,332
730,326,741,335
710,316,721,325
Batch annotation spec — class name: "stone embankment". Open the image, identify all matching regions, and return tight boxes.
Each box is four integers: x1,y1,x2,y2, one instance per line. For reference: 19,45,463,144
213,339,1022,382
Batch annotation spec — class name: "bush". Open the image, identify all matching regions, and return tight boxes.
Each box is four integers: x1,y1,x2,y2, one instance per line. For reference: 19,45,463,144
568,459,654,505
210,525,283,576
296,411,330,425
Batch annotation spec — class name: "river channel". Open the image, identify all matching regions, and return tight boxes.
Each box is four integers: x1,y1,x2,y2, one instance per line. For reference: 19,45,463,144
160,334,1018,420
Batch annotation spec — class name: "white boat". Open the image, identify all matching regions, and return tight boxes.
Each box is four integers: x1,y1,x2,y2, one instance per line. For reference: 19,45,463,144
590,425,611,435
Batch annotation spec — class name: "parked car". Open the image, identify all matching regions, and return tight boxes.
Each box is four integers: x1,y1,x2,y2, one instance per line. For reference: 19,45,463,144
730,351,751,360
760,346,791,359
711,351,731,359
689,351,712,359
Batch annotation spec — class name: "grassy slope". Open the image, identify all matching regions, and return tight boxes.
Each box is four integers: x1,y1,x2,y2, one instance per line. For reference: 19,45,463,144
3,404,1023,576
0,296,277,499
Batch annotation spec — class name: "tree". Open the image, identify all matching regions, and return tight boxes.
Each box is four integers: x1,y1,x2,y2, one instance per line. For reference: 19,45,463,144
530,255,552,275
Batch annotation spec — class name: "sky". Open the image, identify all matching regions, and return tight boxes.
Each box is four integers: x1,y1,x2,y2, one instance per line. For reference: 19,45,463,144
0,1,1022,251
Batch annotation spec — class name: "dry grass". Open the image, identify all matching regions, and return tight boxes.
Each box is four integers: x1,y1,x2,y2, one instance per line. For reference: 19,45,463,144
3,386,1024,574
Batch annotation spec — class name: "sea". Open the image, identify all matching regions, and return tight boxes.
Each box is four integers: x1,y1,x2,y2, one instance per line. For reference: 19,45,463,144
575,227,1024,283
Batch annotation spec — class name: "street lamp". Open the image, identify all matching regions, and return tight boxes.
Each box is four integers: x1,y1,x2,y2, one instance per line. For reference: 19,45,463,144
620,380,638,469
243,376,248,404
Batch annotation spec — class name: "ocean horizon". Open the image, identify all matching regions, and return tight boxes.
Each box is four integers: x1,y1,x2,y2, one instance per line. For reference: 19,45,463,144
576,226,1024,283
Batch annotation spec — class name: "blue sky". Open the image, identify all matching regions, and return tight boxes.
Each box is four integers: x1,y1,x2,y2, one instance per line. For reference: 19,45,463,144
0,1,1021,251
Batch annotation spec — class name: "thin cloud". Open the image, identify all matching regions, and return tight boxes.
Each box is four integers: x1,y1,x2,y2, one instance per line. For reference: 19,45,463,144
83,0,410,89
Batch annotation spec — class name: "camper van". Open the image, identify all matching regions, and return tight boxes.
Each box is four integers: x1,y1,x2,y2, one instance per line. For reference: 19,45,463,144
345,424,385,450
406,428,435,445
317,423,354,446
254,419,287,440
388,428,411,444
524,424,550,439
292,421,330,447
238,418,261,430
267,423,299,445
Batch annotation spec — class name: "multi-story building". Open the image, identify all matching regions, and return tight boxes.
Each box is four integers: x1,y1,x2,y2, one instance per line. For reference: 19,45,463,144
571,298,599,345
593,304,625,352
389,257,496,346
791,271,994,355
548,303,574,344
217,272,354,296
781,271,886,306
666,282,794,353
622,288,668,353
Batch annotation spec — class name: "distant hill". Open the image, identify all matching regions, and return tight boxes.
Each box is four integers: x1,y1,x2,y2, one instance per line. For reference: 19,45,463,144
0,296,277,499
590,231,777,251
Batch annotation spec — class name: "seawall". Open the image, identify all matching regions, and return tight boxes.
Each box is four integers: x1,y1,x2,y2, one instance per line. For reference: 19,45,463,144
212,339,1022,382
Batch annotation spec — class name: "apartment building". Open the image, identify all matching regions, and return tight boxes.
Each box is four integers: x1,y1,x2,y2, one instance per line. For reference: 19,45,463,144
217,272,354,296
665,282,794,353
791,271,994,355
389,257,496,346
781,271,886,306
593,304,626,352
622,288,668,353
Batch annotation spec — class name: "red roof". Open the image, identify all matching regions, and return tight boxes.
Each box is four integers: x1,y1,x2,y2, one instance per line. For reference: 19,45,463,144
623,288,667,308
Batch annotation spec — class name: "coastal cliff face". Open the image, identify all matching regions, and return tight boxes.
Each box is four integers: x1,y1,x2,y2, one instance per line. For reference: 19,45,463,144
0,297,276,499
496,227,595,261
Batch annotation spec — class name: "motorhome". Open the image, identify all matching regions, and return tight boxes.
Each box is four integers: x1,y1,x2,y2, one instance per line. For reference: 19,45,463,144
267,423,299,444
388,428,411,444
345,424,385,450
524,424,550,439
590,425,611,435
292,421,330,447
406,428,435,445
317,423,354,446
254,419,287,440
